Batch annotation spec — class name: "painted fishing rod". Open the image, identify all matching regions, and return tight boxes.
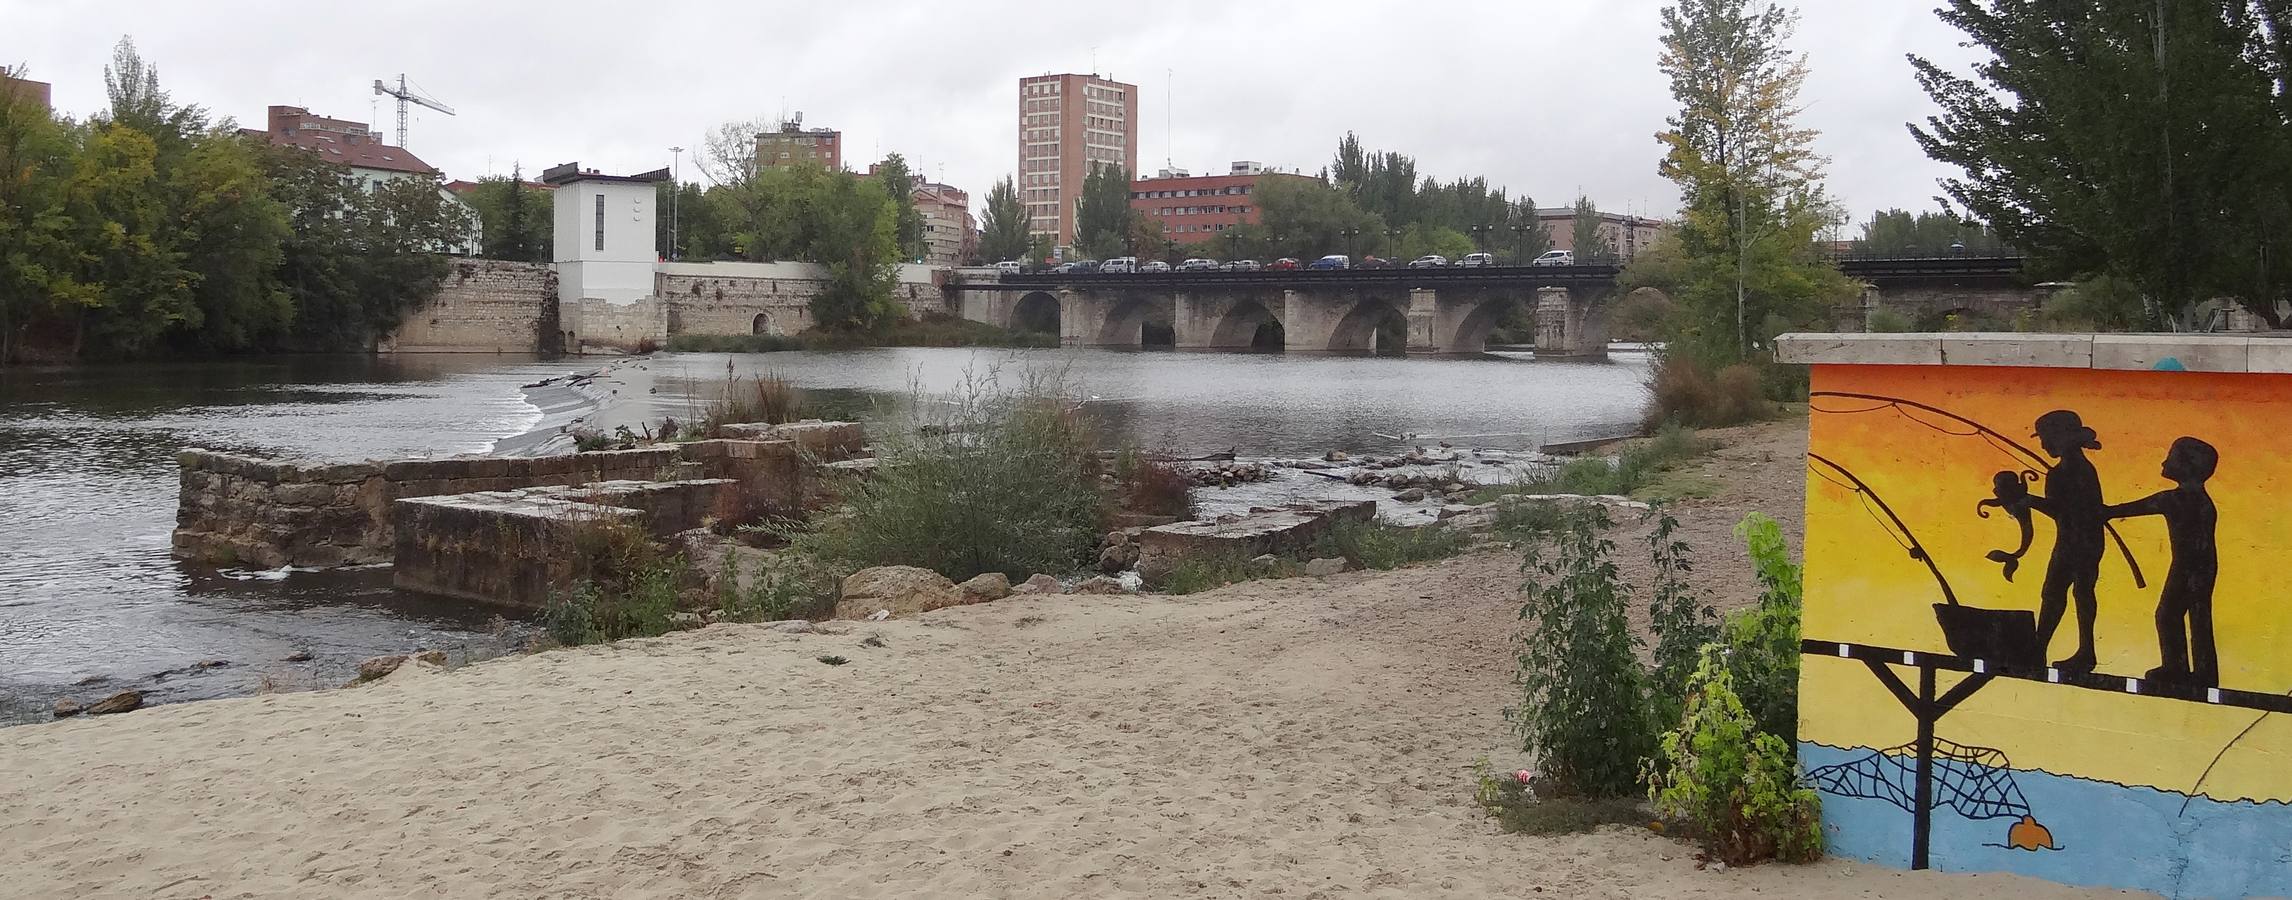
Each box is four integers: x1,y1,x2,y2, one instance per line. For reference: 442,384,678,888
1808,451,1960,607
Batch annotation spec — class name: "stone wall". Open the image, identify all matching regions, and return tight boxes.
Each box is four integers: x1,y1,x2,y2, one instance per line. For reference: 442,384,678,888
379,259,555,353
391,478,739,609
564,296,670,353
172,442,794,569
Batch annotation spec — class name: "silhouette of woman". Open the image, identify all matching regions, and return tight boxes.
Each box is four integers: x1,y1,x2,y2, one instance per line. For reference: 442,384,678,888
2103,437,2220,687
2002,410,2108,672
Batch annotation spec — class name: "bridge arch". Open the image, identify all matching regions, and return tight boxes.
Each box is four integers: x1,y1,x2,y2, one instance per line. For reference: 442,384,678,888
1012,291,1061,336
1442,295,1521,355
1090,294,1175,348
1210,299,1284,350
1322,297,1411,355
750,312,777,336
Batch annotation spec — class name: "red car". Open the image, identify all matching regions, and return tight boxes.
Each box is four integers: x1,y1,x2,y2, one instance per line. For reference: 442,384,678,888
1266,258,1301,271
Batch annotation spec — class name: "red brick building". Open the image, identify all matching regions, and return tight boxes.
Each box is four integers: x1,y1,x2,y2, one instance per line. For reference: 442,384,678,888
1018,73,1138,249
1,73,50,111
1129,167,1316,245
758,116,842,170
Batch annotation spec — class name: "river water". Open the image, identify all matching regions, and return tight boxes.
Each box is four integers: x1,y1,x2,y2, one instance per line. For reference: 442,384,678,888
0,347,1648,724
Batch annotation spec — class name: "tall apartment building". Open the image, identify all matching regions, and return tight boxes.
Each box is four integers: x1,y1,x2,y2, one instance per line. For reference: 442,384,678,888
1017,73,1137,251
913,181,976,267
757,115,842,170
1,73,52,111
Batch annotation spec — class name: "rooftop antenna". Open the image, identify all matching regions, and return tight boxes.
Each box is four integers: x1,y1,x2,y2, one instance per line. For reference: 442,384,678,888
372,74,453,148
1165,68,1173,171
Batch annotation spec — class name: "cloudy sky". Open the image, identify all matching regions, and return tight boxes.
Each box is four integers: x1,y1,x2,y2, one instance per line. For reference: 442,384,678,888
10,0,1986,227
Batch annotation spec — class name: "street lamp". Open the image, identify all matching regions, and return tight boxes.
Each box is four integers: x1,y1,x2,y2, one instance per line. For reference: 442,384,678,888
1470,223,1492,252
1225,231,1242,262
1509,222,1530,265
1386,228,1402,258
668,146,684,261
1341,227,1360,260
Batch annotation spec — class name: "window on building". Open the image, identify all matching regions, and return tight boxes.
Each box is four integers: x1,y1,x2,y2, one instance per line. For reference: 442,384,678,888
594,194,605,251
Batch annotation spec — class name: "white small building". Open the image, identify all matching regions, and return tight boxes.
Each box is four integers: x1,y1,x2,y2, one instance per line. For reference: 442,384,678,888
543,162,669,305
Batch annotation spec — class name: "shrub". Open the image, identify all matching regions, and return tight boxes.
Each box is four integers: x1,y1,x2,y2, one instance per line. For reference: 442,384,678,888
1155,550,1292,594
1646,353,1769,429
1864,305,1913,333
1472,757,1651,835
1490,498,1569,539
784,368,1103,582
1646,511,1720,731
714,552,836,622
1648,653,1823,865
1721,513,1804,745
541,520,685,646
1513,503,1657,798
703,367,805,436
1115,450,1195,519
1314,519,1472,570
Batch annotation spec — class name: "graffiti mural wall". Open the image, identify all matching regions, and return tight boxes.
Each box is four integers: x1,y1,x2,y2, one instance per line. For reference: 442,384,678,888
1799,361,2292,898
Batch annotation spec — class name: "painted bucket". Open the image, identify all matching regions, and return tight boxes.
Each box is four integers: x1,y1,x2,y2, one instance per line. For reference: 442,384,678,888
1933,603,2043,669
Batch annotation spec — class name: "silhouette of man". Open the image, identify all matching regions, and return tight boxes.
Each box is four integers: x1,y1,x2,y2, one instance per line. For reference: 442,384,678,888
2104,437,2220,687
2017,410,2108,673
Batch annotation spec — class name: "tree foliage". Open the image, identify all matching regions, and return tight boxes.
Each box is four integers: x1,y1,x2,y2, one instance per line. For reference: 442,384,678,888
1074,163,1136,259
1652,0,1852,369
1854,207,2004,256
871,152,928,262
977,176,1033,263
1911,0,2292,325
1253,176,1385,261
1571,195,1618,264
1327,131,1548,262
467,165,551,263
710,160,901,331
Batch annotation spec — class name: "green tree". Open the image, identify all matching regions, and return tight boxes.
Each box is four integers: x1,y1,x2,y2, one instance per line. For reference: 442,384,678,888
263,145,474,350
1655,0,1852,366
1571,196,1617,264
167,132,290,351
1253,175,1385,260
977,176,1032,263
0,66,98,363
470,165,550,263
1074,163,1134,259
1911,0,2286,325
871,153,928,262
715,161,900,330
1855,207,2003,256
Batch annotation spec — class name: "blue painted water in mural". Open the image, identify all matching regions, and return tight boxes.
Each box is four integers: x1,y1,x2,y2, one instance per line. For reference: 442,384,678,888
1802,743,2292,898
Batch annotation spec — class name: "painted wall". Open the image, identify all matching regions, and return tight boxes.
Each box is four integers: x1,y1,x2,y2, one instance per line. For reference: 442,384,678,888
553,179,657,304
1800,363,2292,898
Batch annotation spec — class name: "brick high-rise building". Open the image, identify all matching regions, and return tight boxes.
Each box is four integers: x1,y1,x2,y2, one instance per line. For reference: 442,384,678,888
1017,73,1137,253
1,73,52,111
757,115,842,170
1131,164,1316,247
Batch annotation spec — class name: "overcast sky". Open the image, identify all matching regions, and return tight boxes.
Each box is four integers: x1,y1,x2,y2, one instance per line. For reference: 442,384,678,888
9,0,1987,227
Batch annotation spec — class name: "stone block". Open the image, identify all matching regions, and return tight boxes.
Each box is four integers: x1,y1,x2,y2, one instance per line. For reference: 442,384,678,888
2249,337,2292,374
2091,334,2250,373
1773,333,1944,366
1135,500,1377,582
1937,334,2093,369
391,493,643,609
718,421,865,460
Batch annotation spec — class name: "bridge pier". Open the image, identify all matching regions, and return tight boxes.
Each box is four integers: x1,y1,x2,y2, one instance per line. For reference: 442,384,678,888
1534,287,1608,360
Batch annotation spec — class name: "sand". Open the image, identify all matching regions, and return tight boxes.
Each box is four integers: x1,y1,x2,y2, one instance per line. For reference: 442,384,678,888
0,419,2146,898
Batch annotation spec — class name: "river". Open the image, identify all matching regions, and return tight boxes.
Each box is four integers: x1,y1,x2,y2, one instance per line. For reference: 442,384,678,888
0,347,1649,724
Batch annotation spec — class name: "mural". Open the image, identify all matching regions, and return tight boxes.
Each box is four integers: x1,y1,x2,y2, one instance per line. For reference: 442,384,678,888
1799,364,2292,898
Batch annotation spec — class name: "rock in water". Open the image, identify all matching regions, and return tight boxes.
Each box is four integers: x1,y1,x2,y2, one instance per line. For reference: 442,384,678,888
52,698,84,719
957,572,1012,602
84,691,143,715
1070,575,1131,595
1016,574,1064,594
1393,488,1427,502
836,566,963,620
1302,557,1349,577
283,650,313,662
356,654,410,681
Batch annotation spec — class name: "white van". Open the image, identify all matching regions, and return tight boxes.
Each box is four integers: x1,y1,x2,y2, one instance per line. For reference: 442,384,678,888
1101,256,1139,274
994,260,1025,275
1530,249,1576,267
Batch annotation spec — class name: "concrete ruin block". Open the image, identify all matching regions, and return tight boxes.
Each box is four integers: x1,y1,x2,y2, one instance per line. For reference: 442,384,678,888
1938,334,2093,369
392,493,644,609
1135,500,1377,582
718,420,866,460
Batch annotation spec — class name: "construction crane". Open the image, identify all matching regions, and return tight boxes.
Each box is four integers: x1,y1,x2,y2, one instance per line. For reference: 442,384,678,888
371,74,453,148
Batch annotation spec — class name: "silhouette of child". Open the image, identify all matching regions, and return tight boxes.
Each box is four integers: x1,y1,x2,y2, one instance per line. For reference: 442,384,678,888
2103,437,2220,687
2013,410,2108,673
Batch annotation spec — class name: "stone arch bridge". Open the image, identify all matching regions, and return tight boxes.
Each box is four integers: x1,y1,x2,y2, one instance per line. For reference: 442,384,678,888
951,257,2041,358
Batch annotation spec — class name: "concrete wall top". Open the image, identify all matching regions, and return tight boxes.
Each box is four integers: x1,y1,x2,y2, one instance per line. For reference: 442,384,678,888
657,260,945,286
1775,332,2292,374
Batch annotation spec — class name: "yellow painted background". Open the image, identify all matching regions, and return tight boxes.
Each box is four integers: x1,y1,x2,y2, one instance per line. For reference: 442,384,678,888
1802,364,2292,803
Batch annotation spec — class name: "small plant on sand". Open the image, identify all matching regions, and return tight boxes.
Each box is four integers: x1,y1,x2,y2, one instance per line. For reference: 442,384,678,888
1155,551,1295,594
1512,503,1657,799
714,552,835,622
783,367,1103,582
1718,513,1804,745
1646,511,1721,731
1114,448,1195,519
1647,653,1823,865
1313,519,1471,571
1471,758,1651,835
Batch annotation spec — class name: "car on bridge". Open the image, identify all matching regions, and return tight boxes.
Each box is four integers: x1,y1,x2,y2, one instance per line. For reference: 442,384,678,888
1225,259,1261,271
1102,256,1139,274
1359,256,1393,269
1459,253,1496,268
1055,259,1101,274
994,260,1025,275
1408,255,1449,269
1177,258,1221,272
1530,249,1574,267
1139,260,1171,273
1267,258,1301,271
1308,255,1351,270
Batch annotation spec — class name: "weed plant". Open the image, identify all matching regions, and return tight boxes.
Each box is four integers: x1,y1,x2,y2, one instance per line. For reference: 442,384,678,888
1512,503,1657,798
1521,424,1716,497
1313,519,1471,570
1156,551,1295,594
1648,653,1823,865
540,520,688,646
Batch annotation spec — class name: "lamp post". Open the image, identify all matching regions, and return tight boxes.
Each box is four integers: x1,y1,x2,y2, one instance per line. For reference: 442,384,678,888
1510,222,1529,265
1341,227,1359,260
668,146,684,260
1225,231,1242,262
1386,228,1402,258
1470,223,1492,252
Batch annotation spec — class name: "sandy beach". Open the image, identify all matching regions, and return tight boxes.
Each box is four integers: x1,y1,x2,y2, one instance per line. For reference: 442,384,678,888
0,419,2147,899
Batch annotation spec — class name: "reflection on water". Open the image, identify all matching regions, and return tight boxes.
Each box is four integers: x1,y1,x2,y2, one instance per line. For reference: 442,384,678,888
0,347,1647,725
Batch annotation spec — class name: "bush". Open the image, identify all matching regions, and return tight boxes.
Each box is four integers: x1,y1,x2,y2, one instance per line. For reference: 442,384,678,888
1646,511,1720,731
1648,653,1823,865
541,520,686,646
1116,450,1195,519
703,367,804,436
1314,519,1472,570
1490,498,1569,539
1721,513,1803,745
1472,758,1651,835
784,369,1103,582
1155,550,1293,594
1864,305,1913,333
1646,354,1770,429
1513,503,1657,798
714,552,835,622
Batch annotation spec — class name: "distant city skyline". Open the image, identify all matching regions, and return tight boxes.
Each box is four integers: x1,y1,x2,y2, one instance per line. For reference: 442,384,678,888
5,0,1989,228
